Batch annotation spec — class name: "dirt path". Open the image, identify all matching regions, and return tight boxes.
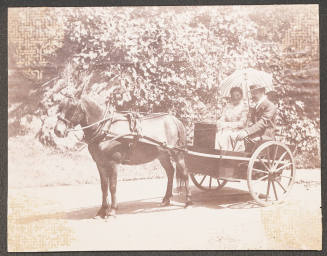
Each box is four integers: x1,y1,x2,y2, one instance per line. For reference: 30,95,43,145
8,169,321,251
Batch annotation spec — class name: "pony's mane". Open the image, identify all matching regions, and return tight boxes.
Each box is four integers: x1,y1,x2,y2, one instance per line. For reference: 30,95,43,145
80,96,104,121
59,97,76,112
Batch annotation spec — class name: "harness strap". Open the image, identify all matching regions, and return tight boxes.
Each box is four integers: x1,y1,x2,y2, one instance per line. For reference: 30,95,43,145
126,113,143,134
65,109,182,153
66,116,113,132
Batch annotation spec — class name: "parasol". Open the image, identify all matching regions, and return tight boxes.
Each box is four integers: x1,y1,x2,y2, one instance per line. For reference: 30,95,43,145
219,68,274,98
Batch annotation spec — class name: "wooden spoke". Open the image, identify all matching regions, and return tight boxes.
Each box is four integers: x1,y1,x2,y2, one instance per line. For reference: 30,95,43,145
209,177,212,189
272,181,278,200
275,180,287,193
273,151,288,170
199,175,207,185
253,168,269,174
266,180,271,201
266,147,272,168
252,175,269,184
274,162,293,173
259,157,271,172
272,145,279,167
257,175,269,182
190,173,228,191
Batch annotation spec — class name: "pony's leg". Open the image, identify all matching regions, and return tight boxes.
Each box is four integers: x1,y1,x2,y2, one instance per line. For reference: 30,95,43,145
107,160,119,216
95,164,110,218
175,152,193,207
158,154,175,206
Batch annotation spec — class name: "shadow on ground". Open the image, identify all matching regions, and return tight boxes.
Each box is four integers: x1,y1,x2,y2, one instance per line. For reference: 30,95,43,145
18,186,261,224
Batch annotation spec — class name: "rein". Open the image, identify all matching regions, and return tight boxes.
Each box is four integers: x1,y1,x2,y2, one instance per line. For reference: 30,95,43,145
65,110,169,133
66,115,113,132
61,102,172,150
66,102,112,133
58,100,113,150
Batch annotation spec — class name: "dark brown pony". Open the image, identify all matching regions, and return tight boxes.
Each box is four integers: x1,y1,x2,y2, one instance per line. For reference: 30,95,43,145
54,95,192,218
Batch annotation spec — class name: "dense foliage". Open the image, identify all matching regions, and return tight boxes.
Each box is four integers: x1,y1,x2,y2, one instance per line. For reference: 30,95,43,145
8,6,320,167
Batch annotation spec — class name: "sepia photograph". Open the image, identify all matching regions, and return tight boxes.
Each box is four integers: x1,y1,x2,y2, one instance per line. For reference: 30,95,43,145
8,5,321,251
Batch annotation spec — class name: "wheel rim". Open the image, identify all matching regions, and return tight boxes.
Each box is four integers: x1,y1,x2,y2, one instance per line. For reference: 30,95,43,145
190,173,228,191
247,141,296,206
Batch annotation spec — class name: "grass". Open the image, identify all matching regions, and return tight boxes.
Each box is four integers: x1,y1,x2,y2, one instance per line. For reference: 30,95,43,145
8,135,166,188
9,135,320,188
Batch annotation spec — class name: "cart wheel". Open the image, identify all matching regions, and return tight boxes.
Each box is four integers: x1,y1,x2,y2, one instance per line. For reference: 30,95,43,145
190,173,228,191
247,141,296,206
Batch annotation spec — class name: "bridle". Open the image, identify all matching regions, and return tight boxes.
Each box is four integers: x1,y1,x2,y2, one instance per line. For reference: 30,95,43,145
57,97,84,128
57,115,71,125
57,98,115,144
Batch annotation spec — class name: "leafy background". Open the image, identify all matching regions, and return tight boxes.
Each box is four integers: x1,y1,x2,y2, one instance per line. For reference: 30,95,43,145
8,5,320,168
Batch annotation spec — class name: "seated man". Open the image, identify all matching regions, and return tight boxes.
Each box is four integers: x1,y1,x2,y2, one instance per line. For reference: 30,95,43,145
236,84,277,143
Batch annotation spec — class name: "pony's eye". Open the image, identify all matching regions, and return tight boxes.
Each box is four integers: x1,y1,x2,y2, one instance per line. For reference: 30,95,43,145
66,107,75,118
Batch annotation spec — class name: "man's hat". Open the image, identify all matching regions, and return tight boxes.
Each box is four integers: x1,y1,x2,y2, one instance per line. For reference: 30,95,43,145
249,84,265,92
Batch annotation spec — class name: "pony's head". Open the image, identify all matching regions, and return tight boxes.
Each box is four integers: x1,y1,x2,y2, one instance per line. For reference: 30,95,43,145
54,77,89,138
54,95,86,138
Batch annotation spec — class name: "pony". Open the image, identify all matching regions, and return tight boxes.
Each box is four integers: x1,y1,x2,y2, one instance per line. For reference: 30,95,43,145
54,91,192,218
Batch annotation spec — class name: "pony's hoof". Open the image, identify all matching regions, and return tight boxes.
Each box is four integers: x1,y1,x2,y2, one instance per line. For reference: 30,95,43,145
93,215,102,220
108,208,117,217
94,206,110,219
184,201,193,208
160,199,171,207
98,209,116,219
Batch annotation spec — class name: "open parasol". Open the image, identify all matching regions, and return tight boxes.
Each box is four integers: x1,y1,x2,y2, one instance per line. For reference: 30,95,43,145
219,68,274,98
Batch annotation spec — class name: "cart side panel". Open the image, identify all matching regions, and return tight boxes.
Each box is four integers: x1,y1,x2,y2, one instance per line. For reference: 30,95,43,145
186,146,250,179
185,154,220,177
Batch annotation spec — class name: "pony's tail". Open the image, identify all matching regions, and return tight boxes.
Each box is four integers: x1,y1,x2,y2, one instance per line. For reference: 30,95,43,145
173,116,187,149
172,116,187,193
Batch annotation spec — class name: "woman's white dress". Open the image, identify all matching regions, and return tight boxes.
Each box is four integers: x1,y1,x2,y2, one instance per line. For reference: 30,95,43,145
215,102,248,151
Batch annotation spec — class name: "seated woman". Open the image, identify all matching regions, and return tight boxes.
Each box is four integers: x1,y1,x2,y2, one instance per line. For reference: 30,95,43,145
215,87,248,151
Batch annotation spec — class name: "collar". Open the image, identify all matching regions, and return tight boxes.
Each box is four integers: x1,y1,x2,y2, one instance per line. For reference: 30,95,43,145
255,95,267,109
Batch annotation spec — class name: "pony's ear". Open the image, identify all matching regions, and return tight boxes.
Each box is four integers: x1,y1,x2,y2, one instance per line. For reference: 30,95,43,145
74,87,83,99
60,90,75,99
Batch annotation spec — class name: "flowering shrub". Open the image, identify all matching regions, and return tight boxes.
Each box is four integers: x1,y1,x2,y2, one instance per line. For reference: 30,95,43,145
8,6,320,167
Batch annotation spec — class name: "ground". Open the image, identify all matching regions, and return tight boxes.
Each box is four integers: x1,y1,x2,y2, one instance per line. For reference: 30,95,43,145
8,169,321,251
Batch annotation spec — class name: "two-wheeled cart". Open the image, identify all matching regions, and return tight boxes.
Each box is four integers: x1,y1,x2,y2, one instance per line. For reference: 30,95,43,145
185,122,296,206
